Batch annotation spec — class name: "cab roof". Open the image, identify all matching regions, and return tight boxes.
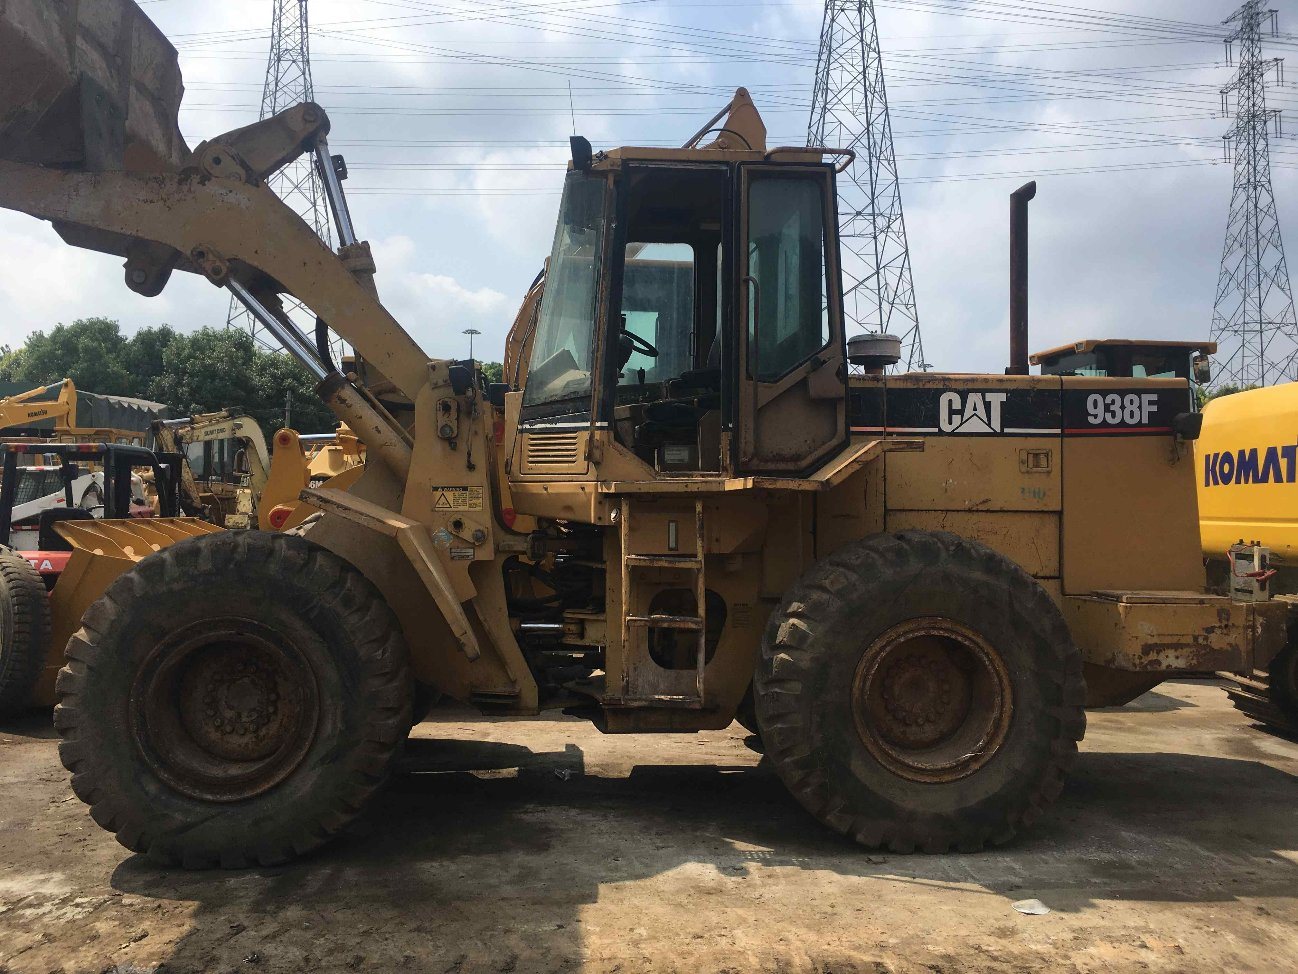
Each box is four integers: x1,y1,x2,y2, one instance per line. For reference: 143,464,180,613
581,88,828,169
1029,338,1217,365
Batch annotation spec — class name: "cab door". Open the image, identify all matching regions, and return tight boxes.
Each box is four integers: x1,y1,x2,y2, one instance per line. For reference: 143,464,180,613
735,164,848,474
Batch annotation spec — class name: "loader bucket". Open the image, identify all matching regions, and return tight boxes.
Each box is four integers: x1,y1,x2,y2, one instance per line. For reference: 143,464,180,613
0,0,188,172
32,517,223,706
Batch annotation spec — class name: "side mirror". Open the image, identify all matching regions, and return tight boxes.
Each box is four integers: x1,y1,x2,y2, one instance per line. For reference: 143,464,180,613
63,462,80,482
570,135,593,172
1173,412,1204,441
1192,354,1212,385
448,363,473,396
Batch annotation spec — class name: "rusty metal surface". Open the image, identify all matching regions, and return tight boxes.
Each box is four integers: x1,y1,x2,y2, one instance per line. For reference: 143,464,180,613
850,617,1013,784
1064,593,1288,673
132,620,320,803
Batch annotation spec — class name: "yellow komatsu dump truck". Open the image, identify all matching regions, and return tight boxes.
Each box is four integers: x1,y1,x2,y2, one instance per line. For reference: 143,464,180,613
1196,383,1298,732
0,0,1287,868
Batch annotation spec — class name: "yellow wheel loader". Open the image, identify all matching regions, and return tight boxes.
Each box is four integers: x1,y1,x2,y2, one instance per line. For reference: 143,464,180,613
256,425,366,532
0,1,1287,867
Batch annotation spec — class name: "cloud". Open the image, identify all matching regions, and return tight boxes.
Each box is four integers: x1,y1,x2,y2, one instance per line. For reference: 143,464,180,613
369,234,515,360
0,212,226,345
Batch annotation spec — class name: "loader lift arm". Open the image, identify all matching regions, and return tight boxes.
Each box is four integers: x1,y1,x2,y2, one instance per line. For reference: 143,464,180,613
0,18,532,717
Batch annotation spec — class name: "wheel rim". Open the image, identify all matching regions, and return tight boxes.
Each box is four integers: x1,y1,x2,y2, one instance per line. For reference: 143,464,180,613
130,619,320,802
851,617,1013,784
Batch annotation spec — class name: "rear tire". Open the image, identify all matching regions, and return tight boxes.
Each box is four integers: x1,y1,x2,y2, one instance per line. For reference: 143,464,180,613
54,531,411,868
1271,639,1298,718
0,553,50,716
755,530,1086,853
1227,619,1298,734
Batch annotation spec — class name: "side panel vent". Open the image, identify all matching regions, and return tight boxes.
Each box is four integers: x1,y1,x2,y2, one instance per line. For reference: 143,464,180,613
525,430,581,467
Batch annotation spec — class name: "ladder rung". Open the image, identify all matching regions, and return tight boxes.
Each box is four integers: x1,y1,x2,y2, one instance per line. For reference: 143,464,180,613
626,614,704,630
625,554,703,569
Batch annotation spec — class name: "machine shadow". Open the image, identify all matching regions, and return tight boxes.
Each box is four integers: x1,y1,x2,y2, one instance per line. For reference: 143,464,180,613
109,732,1298,973
0,707,56,740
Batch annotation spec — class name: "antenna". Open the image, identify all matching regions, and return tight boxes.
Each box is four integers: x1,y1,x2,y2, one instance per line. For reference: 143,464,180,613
1210,0,1298,388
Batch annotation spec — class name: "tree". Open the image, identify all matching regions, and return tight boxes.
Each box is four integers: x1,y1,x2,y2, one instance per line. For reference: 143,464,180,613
147,328,334,433
1,319,335,433
123,325,179,384
0,318,132,394
1196,383,1258,409
147,328,261,419
249,346,334,434
481,361,504,384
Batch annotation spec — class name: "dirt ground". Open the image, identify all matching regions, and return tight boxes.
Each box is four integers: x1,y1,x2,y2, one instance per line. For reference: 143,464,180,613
1,680,1296,974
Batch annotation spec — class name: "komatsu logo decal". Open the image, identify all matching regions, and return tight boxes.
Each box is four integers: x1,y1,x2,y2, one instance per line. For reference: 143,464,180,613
939,392,1007,434
1204,445,1298,486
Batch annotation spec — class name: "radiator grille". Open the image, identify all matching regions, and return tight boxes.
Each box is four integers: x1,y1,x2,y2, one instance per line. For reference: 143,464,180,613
525,430,581,466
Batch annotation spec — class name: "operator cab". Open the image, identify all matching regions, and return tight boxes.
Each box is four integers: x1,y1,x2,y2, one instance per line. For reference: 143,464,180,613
1031,339,1216,384
520,91,849,479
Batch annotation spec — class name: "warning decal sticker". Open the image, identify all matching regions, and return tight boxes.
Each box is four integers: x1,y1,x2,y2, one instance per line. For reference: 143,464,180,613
431,486,484,512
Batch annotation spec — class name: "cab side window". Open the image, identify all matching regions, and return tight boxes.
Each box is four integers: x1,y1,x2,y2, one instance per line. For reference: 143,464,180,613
746,177,830,381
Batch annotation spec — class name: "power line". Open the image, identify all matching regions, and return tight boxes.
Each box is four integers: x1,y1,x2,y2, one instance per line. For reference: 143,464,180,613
1211,0,1298,388
225,0,347,362
811,1,925,372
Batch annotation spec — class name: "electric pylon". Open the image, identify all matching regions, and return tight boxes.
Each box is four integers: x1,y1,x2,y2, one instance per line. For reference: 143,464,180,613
1211,0,1298,388
226,0,344,359
809,0,925,372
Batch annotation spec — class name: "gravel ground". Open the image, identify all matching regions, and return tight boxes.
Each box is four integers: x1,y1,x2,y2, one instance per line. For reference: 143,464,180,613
1,680,1296,974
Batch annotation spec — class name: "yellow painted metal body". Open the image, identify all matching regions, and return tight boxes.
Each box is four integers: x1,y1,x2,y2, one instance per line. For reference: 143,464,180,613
1197,383,1298,562
32,518,224,705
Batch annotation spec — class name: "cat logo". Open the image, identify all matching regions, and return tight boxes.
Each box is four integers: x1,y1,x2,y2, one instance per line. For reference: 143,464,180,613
939,392,1007,434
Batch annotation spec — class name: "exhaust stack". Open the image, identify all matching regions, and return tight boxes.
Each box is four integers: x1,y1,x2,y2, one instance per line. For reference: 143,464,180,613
1008,181,1037,376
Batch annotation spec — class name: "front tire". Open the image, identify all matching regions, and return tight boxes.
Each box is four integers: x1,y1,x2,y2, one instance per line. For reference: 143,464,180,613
54,531,411,868
755,531,1085,853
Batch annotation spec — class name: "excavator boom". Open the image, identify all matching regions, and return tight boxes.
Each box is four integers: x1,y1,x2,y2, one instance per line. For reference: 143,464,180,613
0,378,76,434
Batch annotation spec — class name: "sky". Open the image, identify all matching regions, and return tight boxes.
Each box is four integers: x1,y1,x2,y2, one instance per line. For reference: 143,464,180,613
2,0,1297,375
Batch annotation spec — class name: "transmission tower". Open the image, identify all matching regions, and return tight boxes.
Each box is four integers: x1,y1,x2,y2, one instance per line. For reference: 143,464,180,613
809,0,925,372
226,0,345,359
1210,0,1298,388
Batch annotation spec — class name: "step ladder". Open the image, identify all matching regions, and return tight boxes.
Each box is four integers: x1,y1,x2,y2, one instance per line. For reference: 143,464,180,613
619,498,707,706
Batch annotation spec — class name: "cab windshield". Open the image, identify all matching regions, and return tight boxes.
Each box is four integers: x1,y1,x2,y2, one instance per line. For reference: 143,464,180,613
523,172,608,408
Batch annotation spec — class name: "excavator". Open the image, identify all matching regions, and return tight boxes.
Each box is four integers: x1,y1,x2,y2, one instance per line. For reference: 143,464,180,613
0,379,78,435
151,410,271,528
0,1,1287,869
